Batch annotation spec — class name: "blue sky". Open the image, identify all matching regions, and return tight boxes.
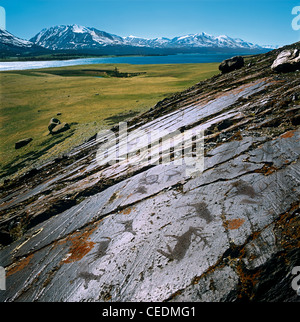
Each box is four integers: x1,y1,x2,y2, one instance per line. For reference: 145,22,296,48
0,0,299,46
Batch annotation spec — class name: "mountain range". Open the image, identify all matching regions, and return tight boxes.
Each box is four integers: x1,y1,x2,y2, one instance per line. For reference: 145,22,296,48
1,24,274,58
30,24,265,50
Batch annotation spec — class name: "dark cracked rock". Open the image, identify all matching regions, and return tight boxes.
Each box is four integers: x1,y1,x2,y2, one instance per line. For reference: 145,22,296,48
0,42,300,302
14,138,33,150
219,56,244,74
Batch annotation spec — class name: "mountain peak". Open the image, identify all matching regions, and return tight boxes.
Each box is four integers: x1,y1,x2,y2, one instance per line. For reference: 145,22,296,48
29,24,268,52
30,24,125,50
71,24,88,33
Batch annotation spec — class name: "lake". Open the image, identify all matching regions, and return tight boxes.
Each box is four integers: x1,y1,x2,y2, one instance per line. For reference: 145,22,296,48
0,52,258,71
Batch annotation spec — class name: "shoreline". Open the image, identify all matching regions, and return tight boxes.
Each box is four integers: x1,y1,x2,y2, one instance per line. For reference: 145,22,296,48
0,48,270,63
0,52,259,72
0,53,168,62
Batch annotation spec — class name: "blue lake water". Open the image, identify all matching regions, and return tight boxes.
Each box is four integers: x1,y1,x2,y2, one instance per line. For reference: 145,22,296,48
0,52,259,71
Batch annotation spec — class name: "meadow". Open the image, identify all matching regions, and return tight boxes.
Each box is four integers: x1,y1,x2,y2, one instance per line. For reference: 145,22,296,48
0,62,219,181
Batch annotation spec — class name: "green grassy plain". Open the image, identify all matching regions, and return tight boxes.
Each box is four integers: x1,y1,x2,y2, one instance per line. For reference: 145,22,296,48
0,63,219,180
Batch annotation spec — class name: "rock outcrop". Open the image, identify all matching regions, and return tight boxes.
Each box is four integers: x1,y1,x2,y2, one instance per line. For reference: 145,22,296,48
271,49,300,73
51,122,70,134
48,117,70,134
14,138,32,149
48,117,61,133
0,43,299,302
219,56,244,74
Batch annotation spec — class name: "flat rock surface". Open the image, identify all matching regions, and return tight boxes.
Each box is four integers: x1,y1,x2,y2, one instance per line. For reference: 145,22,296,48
0,43,299,302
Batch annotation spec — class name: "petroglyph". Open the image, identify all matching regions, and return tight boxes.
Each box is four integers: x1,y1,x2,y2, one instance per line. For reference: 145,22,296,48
117,220,136,235
165,169,182,182
179,202,214,224
139,174,159,185
229,180,259,199
133,174,160,195
78,270,105,289
86,237,111,262
134,185,148,194
157,226,209,261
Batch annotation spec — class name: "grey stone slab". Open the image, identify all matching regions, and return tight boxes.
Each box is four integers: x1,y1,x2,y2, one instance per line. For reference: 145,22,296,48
169,265,239,302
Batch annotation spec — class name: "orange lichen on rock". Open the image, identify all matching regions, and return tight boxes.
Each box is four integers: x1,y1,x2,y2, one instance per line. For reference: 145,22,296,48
62,226,97,264
281,130,296,139
235,262,261,300
120,207,136,215
255,163,278,176
227,218,246,230
6,254,34,277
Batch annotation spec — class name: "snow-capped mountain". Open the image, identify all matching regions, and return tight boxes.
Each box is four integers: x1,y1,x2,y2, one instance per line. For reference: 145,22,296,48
0,29,33,48
168,32,261,49
0,25,272,58
30,24,267,51
0,29,49,57
30,24,125,50
123,35,172,48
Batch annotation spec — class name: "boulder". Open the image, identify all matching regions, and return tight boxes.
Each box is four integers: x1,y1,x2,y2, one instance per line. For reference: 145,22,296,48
48,118,61,133
271,49,300,73
15,138,33,149
51,122,70,134
219,56,244,74
0,230,12,246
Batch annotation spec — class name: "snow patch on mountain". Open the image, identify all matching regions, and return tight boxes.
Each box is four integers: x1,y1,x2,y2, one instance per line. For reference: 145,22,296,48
72,24,88,33
0,29,33,48
30,25,126,50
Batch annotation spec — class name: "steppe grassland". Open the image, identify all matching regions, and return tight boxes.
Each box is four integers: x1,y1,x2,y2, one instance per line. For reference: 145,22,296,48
0,63,219,179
